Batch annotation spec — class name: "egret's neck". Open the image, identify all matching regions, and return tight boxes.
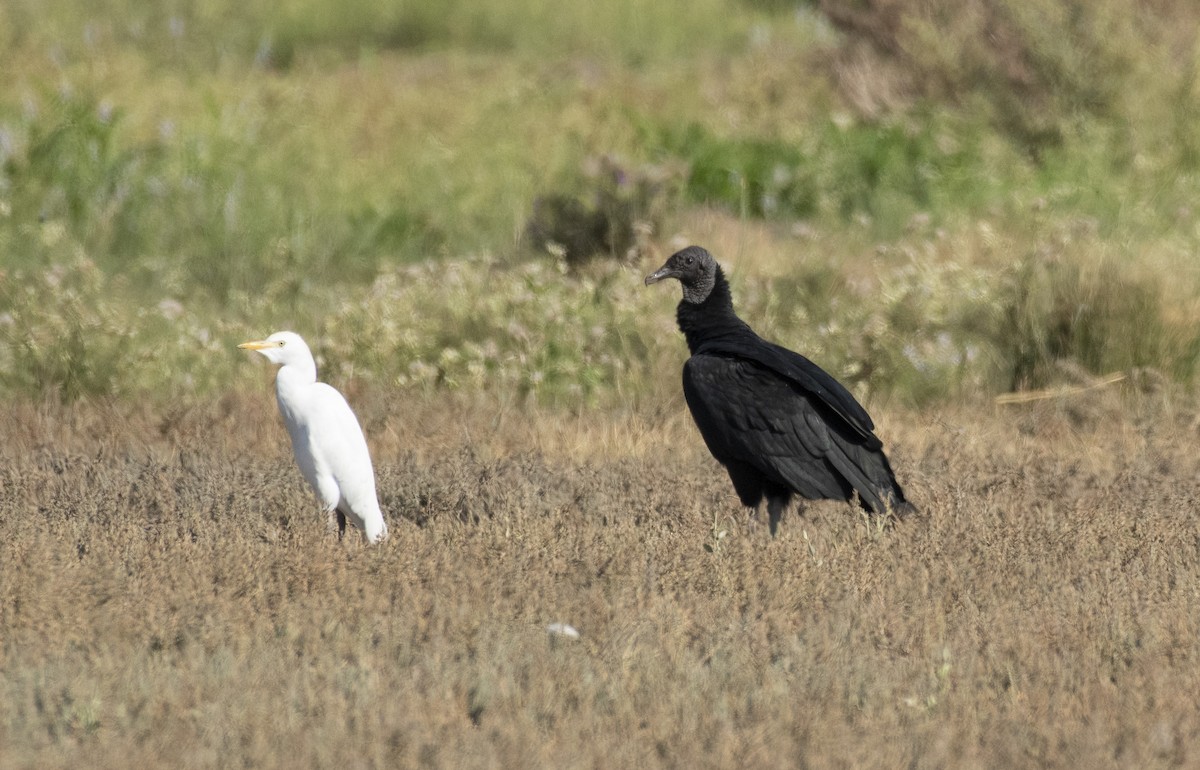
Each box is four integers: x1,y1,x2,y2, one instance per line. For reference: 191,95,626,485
273,361,317,408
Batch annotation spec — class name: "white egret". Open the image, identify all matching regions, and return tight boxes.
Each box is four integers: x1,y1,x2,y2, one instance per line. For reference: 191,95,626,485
239,331,389,544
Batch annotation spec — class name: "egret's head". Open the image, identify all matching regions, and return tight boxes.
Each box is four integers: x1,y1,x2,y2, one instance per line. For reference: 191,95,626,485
238,331,313,368
644,245,719,304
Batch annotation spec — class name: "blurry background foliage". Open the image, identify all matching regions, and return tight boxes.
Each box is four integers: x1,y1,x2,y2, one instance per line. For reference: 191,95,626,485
2,0,1200,405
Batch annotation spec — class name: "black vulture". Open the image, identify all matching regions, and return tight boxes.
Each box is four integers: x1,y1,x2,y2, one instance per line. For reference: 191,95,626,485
645,245,915,535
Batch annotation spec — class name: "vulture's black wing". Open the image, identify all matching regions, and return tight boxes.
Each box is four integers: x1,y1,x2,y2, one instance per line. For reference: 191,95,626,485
693,338,879,449
682,351,906,513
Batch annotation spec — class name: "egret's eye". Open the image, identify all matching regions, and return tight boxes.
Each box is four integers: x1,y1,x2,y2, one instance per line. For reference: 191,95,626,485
276,341,286,347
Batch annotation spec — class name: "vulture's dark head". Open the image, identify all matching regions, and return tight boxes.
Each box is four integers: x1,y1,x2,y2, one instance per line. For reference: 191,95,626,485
644,245,719,304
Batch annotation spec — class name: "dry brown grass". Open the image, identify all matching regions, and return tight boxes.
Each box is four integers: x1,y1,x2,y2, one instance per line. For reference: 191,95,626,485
3,387,1200,768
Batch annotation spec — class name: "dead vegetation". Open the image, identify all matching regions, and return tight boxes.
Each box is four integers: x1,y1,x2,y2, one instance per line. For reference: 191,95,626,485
817,0,1194,152
2,389,1199,768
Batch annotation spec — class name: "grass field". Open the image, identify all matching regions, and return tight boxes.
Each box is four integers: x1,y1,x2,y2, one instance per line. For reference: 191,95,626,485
5,0,1200,766
5,0,1200,405
2,390,1199,768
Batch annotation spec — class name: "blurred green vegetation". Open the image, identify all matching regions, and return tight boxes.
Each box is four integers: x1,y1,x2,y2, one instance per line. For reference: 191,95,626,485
650,110,1008,230
2,0,1200,405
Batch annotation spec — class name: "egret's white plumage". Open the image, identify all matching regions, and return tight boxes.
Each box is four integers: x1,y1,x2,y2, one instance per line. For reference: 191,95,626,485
239,331,388,544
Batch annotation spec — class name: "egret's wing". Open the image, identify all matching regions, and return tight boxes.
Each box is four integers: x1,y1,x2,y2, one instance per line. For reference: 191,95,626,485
277,394,331,506
306,384,382,520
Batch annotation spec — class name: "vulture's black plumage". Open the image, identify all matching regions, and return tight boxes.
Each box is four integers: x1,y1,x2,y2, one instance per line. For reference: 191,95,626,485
645,245,915,535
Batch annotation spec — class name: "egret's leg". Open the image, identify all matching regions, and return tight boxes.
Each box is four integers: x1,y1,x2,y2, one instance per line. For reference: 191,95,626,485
325,507,347,539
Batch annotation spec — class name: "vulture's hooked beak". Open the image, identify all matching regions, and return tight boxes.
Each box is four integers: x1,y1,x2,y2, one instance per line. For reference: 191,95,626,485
644,263,677,286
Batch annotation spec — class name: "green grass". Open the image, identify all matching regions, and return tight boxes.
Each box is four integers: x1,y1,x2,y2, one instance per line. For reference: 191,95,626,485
649,108,1017,232
2,0,1200,405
